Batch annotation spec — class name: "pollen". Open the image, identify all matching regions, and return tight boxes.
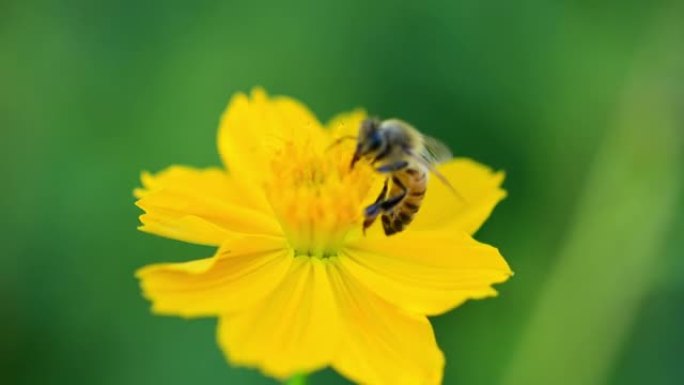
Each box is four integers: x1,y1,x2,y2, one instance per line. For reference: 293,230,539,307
264,139,376,258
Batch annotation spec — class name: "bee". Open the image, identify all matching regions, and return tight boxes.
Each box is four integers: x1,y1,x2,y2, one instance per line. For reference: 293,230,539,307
349,117,461,236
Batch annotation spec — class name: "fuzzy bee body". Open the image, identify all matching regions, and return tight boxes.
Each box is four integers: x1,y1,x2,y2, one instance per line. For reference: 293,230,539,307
350,118,456,236
380,166,427,235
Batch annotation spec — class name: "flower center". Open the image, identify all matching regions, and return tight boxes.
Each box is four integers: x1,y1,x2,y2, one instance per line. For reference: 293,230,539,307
264,139,376,258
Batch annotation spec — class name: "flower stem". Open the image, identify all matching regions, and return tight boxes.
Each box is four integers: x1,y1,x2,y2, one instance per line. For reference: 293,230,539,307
285,373,308,385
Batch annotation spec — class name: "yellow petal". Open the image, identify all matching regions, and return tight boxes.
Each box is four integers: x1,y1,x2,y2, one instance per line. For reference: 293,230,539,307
412,158,506,234
331,268,445,385
136,165,282,246
326,108,366,139
136,236,292,317
217,257,340,379
342,230,512,315
217,88,326,183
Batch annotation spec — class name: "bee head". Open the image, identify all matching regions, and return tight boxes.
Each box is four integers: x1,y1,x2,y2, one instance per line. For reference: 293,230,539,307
351,118,383,169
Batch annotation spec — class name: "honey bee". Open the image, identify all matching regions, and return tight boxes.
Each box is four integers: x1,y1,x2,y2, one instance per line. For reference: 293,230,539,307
349,117,461,235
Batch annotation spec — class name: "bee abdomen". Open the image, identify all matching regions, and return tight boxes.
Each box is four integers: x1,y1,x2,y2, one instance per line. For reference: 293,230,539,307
381,198,422,235
381,209,416,235
381,214,405,236
403,201,420,213
381,166,427,236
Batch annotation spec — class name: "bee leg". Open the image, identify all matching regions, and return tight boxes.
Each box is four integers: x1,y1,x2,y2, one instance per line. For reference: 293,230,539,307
374,178,390,203
375,160,409,174
379,188,407,212
379,187,408,236
368,177,408,216
362,216,378,235
362,179,389,234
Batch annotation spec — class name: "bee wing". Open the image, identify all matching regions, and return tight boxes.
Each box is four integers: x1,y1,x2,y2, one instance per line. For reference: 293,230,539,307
420,135,453,165
408,136,466,202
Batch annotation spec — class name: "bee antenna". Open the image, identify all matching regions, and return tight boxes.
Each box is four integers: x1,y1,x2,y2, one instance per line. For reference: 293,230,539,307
326,135,358,151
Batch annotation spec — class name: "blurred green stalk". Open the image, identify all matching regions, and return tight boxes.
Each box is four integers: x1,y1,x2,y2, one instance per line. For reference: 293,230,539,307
501,8,683,385
285,373,307,385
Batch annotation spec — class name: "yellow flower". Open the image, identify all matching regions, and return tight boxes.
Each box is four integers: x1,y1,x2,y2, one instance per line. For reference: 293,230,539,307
135,88,512,385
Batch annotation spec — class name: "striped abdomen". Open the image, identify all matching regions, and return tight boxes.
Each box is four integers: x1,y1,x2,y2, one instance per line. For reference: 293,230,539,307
381,166,427,235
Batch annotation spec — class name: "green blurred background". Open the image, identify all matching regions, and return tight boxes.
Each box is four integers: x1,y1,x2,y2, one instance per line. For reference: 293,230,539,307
2,0,682,384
